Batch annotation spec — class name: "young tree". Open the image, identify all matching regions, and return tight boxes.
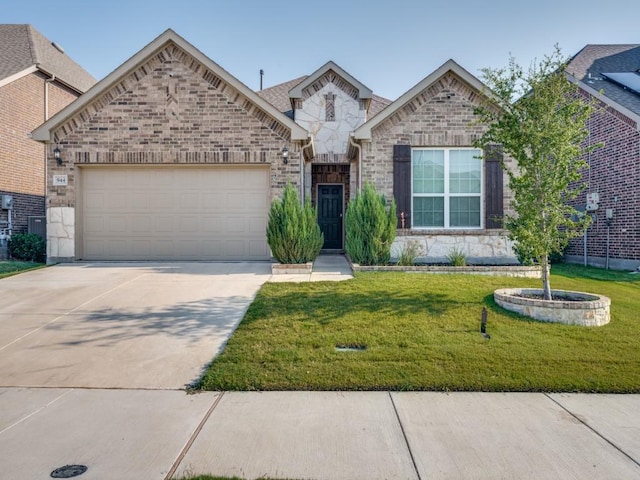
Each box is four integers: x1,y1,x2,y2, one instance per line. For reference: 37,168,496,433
474,46,598,300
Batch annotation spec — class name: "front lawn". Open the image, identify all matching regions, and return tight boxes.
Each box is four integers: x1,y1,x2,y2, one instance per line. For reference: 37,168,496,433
0,260,45,279
200,264,640,393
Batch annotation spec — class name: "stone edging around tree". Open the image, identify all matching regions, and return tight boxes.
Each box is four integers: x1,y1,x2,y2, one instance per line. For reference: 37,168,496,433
494,288,611,326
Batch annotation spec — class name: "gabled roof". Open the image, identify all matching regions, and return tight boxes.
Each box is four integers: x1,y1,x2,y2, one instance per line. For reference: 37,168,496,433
257,75,307,116
288,61,373,100
32,29,309,143
353,59,488,140
0,24,95,92
257,74,392,119
566,44,640,121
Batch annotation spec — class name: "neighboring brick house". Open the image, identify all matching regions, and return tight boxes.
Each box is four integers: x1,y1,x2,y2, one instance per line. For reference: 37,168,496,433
0,24,95,250
565,45,640,270
33,29,514,263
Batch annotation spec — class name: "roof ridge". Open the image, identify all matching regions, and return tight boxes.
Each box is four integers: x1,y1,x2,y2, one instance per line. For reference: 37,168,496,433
25,24,40,66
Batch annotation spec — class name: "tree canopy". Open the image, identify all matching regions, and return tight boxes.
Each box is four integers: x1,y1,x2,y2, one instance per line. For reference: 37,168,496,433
474,46,600,299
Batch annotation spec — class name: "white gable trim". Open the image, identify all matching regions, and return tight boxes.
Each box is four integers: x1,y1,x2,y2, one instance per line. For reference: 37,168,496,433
32,29,308,142
0,65,37,89
288,61,373,100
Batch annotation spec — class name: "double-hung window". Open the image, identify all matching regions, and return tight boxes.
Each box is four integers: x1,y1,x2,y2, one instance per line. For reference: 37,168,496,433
412,148,482,229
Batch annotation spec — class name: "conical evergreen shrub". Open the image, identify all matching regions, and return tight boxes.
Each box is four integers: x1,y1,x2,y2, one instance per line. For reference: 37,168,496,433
345,183,397,265
266,183,324,264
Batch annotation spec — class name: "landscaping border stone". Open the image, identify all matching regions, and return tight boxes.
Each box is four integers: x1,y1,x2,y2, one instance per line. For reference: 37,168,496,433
494,288,611,326
350,263,541,278
271,262,313,275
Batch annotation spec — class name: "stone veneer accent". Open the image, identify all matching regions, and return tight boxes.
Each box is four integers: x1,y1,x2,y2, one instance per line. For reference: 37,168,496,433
494,288,611,326
47,206,75,262
294,73,366,156
392,233,516,264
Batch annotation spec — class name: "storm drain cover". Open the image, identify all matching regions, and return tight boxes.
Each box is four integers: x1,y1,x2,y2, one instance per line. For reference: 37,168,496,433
50,465,87,478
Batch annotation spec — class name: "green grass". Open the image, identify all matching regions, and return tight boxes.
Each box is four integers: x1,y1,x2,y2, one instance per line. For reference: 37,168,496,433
200,264,640,393
0,260,45,279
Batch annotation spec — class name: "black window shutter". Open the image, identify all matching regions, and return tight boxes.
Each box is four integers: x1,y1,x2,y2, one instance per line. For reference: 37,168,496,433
393,145,411,228
484,145,504,229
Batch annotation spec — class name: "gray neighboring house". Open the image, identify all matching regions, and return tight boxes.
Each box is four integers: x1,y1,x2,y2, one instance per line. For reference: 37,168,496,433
0,24,95,256
32,29,515,263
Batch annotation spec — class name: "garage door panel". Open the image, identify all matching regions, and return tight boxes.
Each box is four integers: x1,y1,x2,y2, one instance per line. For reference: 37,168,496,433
107,216,128,233
81,166,270,260
180,192,199,209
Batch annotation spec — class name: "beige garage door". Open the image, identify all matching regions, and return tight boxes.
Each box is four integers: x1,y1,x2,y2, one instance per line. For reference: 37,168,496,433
80,166,270,261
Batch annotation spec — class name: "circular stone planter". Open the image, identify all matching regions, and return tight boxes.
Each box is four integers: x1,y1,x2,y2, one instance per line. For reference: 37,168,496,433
494,288,611,326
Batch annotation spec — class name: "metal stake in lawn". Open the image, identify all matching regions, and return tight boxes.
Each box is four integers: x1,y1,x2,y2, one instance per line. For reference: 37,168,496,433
481,308,490,339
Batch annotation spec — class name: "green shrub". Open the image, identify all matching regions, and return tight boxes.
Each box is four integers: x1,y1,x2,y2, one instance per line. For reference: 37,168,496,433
345,183,397,265
8,233,46,263
397,240,420,266
446,247,468,266
266,183,323,264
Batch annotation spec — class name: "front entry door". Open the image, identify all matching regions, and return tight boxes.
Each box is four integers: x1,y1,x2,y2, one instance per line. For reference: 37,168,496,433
318,185,343,250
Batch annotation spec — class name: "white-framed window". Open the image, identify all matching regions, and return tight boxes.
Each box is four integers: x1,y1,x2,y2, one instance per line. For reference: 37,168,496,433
412,148,482,229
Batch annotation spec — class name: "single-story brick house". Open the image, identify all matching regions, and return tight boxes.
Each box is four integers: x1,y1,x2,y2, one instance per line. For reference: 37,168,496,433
0,24,95,253
32,29,515,263
565,45,640,271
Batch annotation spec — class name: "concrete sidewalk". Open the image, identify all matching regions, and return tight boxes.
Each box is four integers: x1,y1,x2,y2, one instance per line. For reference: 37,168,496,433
268,254,353,283
1,389,639,479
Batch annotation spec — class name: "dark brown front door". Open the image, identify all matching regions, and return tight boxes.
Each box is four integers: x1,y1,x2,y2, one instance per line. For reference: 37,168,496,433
318,185,343,249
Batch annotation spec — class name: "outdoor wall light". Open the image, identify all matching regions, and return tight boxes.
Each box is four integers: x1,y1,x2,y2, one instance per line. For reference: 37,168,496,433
282,146,289,165
54,146,62,166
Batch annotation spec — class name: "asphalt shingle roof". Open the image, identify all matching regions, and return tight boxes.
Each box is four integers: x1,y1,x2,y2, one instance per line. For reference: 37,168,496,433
256,75,392,120
567,44,640,116
0,24,96,92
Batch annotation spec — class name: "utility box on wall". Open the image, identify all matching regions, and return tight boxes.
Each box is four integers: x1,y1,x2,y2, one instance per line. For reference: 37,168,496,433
28,216,47,239
586,192,599,211
1,195,13,210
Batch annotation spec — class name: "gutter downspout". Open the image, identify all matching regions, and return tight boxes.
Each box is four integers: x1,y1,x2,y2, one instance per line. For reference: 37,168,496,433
45,74,56,121
349,134,362,193
44,74,56,240
300,136,314,206
44,73,56,235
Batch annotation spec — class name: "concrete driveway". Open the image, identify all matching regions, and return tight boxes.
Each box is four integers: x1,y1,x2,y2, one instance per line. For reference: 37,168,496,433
0,262,271,389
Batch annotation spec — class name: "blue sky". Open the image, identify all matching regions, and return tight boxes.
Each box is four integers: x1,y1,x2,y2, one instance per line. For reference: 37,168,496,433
5,0,640,100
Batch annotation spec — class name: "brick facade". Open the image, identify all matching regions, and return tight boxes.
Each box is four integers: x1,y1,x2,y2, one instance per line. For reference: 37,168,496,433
357,71,516,262
0,71,78,234
48,42,300,221
361,72,514,226
565,90,640,269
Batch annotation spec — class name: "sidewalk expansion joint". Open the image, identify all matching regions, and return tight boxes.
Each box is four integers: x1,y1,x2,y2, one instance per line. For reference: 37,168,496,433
389,392,422,480
544,393,640,469
164,391,225,480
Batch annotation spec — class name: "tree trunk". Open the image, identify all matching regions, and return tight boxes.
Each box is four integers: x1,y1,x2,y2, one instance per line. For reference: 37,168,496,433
541,255,552,300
